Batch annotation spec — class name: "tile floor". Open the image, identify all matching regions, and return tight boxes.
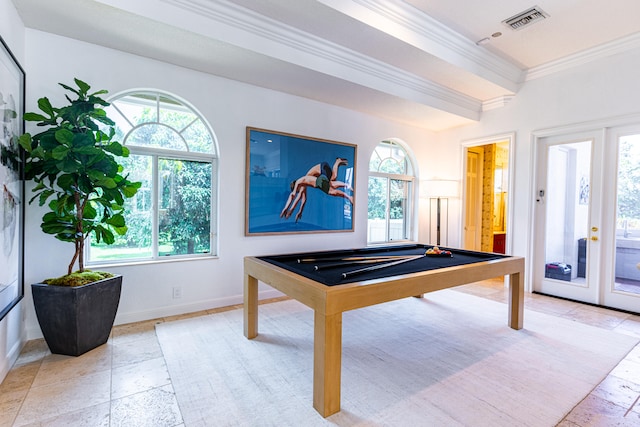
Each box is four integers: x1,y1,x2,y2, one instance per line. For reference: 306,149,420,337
1,280,640,426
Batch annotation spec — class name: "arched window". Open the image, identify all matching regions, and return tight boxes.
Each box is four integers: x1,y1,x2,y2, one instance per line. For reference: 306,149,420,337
368,139,416,243
88,90,218,263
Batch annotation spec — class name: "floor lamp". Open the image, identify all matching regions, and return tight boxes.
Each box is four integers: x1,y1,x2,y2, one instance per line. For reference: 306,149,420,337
422,179,459,246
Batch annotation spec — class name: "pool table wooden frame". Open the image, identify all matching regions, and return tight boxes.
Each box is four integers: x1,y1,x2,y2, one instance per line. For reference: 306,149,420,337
243,251,525,417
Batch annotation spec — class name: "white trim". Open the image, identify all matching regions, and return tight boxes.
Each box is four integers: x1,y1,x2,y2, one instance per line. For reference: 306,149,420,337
482,96,515,111
525,32,640,81
318,0,523,91
162,0,482,119
367,138,419,244
460,133,517,273
532,113,640,138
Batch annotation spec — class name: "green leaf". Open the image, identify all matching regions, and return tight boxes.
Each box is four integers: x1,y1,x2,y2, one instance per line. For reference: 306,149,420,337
74,78,90,94
86,169,106,181
56,174,75,190
122,182,141,198
113,225,128,236
73,145,101,155
51,145,69,160
57,157,80,173
106,213,125,227
101,228,115,245
96,177,117,189
83,203,97,219
23,112,48,122
37,97,55,117
55,129,74,146
73,132,96,147
90,89,108,97
18,134,33,152
38,189,55,206
103,142,125,156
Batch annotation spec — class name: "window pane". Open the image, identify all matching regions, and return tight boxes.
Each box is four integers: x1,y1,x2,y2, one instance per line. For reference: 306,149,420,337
111,96,157,125
379,158,403,174
543,141,591,284
89,154,153,261
90,90,217,265
159,105,197,133
367,176,388,242
127,124,187,150
390,179,409,240
615,134,640,293
369,141,410,174
158,158,212,256
182,119,214,153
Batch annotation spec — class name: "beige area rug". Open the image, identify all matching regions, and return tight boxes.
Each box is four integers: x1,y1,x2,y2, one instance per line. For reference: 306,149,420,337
156,290,639,426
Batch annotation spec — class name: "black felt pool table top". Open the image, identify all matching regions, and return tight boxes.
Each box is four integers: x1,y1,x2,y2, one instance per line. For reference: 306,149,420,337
258,244,507,286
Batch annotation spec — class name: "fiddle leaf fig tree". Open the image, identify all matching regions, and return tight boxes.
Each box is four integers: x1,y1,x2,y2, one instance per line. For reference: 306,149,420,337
19,78,141,277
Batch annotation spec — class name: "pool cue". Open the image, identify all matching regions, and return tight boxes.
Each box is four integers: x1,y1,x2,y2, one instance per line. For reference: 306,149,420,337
341,254,424,279
314,258,407,271
298,255,415,263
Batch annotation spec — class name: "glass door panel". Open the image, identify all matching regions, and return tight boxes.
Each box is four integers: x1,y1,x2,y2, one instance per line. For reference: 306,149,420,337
544,141,591,286
534,133,601,304
614,134,640,295
536,127,640,312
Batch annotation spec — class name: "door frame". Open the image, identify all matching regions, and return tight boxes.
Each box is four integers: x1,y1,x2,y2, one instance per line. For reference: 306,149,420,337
531,114,640,310
531,131,603,304
461,132,516,255
602,124,640,311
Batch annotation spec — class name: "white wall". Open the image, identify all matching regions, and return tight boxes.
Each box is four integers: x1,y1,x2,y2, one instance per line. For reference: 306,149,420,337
435,47,640,287
22,30,436,339
0,0,26,384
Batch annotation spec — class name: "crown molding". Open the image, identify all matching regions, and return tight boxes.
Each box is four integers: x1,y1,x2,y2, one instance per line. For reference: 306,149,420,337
482,95,515,112
318,0,524,92
525,32,640,81
161,0,482,119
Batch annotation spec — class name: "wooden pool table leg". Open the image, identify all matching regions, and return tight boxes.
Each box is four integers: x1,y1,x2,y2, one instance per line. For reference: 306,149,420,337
313,310,342,417
244,274,258,339
508,271,524,330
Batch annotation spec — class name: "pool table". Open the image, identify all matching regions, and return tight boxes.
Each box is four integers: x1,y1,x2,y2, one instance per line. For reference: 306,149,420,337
243,244,524,417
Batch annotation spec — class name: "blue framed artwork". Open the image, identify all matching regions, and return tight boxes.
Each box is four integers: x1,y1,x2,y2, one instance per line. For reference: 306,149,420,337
245,127,356,235
0,34,25,321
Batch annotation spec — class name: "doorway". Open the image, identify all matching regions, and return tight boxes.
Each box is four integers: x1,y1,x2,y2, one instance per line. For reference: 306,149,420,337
463,136,512,254
532,126,640,313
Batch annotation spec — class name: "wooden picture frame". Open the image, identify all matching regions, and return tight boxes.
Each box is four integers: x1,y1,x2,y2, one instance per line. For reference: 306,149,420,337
0,34,25,321
245,127,356,235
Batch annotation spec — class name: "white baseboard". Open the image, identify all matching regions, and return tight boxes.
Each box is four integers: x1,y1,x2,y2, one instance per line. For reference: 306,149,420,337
0,336,25,383
114,288,284,326
25,289,284,340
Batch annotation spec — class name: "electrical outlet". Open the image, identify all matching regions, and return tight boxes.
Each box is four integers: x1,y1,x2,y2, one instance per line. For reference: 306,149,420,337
172,286,182,299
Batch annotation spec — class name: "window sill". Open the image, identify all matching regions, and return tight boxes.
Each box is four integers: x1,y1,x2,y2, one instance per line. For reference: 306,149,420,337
87,254,219,269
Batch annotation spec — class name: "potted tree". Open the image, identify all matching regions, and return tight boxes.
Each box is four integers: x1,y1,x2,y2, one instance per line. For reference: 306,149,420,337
19,78,140,356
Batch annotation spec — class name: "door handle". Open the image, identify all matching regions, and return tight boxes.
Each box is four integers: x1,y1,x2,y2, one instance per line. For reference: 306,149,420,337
591,236,598,241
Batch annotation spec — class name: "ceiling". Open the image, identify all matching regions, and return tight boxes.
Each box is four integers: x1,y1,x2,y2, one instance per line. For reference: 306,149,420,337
11,0,640,131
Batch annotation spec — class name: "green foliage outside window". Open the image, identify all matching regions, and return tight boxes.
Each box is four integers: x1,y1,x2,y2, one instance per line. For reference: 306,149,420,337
89,91,215,261
617,137,640,229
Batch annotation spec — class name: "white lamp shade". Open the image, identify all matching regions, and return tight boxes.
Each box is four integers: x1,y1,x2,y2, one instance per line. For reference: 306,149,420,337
421,179,459,199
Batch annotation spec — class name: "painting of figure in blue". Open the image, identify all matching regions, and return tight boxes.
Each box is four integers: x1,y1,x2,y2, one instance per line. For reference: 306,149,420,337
246,128,356,235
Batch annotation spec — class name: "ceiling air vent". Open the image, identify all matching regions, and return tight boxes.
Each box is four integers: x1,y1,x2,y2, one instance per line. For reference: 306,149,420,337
502,6,549,30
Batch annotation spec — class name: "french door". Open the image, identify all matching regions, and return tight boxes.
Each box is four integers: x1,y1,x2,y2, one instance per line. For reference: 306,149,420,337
533,126,640,312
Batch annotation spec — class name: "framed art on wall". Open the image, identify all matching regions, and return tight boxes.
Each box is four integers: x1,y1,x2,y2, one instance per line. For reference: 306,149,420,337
245,127,356,235
0,35,25,321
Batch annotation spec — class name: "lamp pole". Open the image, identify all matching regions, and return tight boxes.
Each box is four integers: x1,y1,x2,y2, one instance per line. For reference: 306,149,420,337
436,197,442,245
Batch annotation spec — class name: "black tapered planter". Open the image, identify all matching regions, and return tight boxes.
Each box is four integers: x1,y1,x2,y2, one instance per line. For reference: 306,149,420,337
32,275,122,357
